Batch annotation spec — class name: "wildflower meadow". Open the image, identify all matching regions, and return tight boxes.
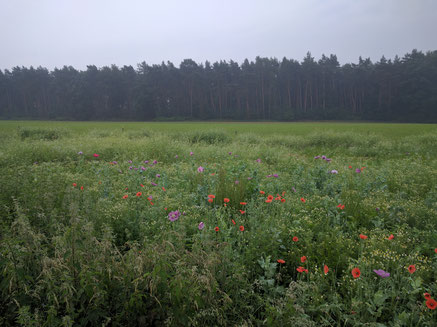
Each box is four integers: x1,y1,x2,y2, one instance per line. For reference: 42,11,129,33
0,121,436,326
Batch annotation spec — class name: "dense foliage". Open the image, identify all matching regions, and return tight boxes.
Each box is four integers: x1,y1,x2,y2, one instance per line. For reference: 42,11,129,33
0,122,436,326
1,49,436,122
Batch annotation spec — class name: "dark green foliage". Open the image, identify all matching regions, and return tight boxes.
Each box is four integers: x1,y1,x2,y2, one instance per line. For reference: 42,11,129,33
18,127,66,141
1,50,437,122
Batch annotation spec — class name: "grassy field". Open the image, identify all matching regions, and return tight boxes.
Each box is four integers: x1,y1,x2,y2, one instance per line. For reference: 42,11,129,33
1,121,436,326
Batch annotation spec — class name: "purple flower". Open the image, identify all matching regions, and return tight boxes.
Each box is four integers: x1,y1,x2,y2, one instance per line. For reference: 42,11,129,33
182,211,186,216
198,222,205,230
273,174,279,178
355,168,361,173
156,174,161,178
256,158,262,163
151,182,158,186
128,160,132,164
153,160,158,164
325,158,332,162
229,152,232,155
197,166,204,173
140,166,146,171
78,151,83,155
373,269,390,278
134,167,138,171
144,160,149,164
190,151,194,156
168,210,181,222
330,170,338,174
292,187,297,193
112,161,118,165
235,180,239,184
376,207,380,212
247,177,252,180
267,174,273,178
314,156,320,159
175,155,179,159
321,155,326,160
129,166,133,170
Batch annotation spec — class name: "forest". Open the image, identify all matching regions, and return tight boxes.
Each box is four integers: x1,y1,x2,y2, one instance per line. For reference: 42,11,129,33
0,49,436,122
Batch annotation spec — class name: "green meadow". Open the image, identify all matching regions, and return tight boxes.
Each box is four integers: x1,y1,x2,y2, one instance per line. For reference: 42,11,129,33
1,121,436,326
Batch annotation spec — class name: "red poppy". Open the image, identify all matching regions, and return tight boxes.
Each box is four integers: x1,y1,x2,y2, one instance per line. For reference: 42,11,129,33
348,165,352,169
300,198,306,203
140,184,144,187
208,194,215,199
293,236,298,242
224,198,230,203
359,234,368,240
267,195,274,201
388,234,394,240
214,226,219,232
281,198,286,203
296,266,307,273
210,173,216,176
231,219,236,225
149,202,154,205
125,187,128,190
72,183,77,187
408,265,416,274
324,265,329,275
224,204,227,207
337,204,345,209
239,210,246,214
260,191,265,194
434,248,437,254
80,186,84,190
265,199,272,203
136,192,142,197
301,256,307,263
424,293,431,300
122,194,128,199
426,298,437,310
240,202,247,205
275,196,281,201
93,153,99,157
239,226,244,231
208,198,213,203
351,268,361,278
282,191,286,196
277,259,285,264
162,187,166,191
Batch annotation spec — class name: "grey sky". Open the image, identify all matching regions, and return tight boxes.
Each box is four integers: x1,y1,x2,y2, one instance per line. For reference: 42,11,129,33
1,0,436,70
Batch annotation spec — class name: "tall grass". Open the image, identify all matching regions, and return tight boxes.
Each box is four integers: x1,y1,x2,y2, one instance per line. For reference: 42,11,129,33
0,121,436,326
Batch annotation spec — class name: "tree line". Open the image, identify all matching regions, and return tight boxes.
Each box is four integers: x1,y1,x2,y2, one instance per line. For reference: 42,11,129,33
0,49,436,122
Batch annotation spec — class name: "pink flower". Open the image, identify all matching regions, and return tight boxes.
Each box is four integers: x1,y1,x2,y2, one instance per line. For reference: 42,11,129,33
197,166,204,173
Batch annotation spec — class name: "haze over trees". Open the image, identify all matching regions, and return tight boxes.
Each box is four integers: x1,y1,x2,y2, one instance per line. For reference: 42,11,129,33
0,49,436,122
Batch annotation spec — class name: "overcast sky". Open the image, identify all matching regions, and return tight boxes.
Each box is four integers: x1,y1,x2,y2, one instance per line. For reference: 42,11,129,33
1,0,436,70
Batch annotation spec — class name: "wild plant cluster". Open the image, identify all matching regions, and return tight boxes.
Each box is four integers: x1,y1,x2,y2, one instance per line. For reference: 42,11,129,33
0,123,436,326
